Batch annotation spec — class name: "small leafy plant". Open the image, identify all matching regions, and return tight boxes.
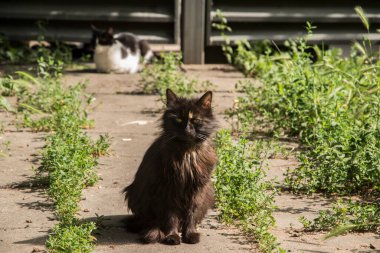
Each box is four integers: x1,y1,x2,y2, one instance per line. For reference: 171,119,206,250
0,140,11,157
214,130,285,252
0,23,72,65
11,58,110,252
218,5,380,238
300,200,380,235
46,223,97,253
36,81,109,252
17,60,93,131
225,18,380,197
139,52,211,103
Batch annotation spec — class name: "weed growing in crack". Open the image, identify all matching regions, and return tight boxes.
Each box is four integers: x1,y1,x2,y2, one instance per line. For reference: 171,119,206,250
0,23,72,65
0,140,11,157
214,130,285,252
300,199,380,235
16,61,93,131
139,52,212,103
46,222,97,253
38,86,109,251
19,80,93,132
31,81,109,251
10,58,110,251
0,95,13,112
218,6,380,236
228,24,380,197
37,55,64,79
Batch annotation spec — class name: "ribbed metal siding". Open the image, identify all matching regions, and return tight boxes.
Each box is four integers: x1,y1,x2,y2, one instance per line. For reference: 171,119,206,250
0,0,181,48
207,0,380,46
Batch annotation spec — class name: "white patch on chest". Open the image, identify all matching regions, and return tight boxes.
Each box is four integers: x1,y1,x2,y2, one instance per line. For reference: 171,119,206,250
94,41,140,74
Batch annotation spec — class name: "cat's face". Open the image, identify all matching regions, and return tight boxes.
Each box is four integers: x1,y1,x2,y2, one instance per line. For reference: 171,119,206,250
163,89,216,143
92,26,114,46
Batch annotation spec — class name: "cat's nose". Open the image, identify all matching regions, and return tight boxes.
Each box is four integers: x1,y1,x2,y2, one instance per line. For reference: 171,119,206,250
185,124,195,136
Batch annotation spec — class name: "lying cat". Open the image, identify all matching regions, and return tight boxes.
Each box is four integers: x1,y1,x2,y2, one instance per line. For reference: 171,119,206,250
91,26,153,73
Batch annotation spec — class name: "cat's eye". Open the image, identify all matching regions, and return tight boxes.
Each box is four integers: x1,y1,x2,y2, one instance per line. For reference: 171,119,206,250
192,118,201,124
175,118,182,123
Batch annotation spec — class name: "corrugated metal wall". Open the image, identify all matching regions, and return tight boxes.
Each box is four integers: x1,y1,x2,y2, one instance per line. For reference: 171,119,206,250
0,0,181,50
1,1,380,63
207,0,380,46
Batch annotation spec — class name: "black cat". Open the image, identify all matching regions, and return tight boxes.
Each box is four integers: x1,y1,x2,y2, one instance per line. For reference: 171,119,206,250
124,89,218,245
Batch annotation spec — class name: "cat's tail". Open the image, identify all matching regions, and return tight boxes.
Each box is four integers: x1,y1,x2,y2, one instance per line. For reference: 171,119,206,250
123,185,146,233
139,40,154,64
124,216,164,244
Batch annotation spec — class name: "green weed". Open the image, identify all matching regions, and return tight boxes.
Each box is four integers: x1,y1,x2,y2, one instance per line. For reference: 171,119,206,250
20,84,93,132
46,222,97,253
17,70,93,131
0,95,13,112
11,57,110,251
300,200,379,234
219,6,380,236
0,140,11,157
0,21,72,65
0,34,36,64
225,23,380,196
35,85,108,251
1,75,30,97
214,130,285,252
40,126,106,224
212,9,233,64
212,9,276,77
139,52,211,103
0,36,72,66
37,55,64,79
28,76,109,250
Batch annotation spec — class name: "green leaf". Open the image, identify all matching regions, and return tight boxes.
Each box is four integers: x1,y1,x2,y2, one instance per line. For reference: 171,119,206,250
0,96,13,112
323,224,359,240
354,6,370,31
15,71,41,86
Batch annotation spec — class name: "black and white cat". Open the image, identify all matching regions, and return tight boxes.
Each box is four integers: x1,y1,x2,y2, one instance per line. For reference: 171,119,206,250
91,26,153,74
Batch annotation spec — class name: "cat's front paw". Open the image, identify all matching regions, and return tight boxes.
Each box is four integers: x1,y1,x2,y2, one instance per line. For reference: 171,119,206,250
182,232,200,244
141,228,164,244
163,233,181,245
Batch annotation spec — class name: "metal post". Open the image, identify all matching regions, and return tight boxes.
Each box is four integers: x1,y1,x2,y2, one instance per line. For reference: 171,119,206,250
182,0,205,64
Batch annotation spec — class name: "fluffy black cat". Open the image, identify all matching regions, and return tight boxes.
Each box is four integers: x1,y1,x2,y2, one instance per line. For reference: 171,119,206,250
123,89,218,245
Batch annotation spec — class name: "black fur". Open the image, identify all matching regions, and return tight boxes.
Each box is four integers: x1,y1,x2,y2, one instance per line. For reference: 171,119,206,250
114,32,138,54
123,89,217,245
139,40,151,57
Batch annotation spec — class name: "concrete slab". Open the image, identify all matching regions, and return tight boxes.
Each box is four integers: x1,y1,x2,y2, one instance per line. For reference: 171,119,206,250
1,64,379,253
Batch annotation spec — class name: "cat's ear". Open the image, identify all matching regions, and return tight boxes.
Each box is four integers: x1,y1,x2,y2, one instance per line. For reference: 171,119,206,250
166,89,178,107
106,27,114,35
197,91,212,109
91,25,103,35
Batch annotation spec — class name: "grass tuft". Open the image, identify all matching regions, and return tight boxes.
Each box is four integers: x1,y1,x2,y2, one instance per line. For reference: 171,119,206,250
11,58,110,252
216,5,380,238
139,52,213,103
214,130,285,252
